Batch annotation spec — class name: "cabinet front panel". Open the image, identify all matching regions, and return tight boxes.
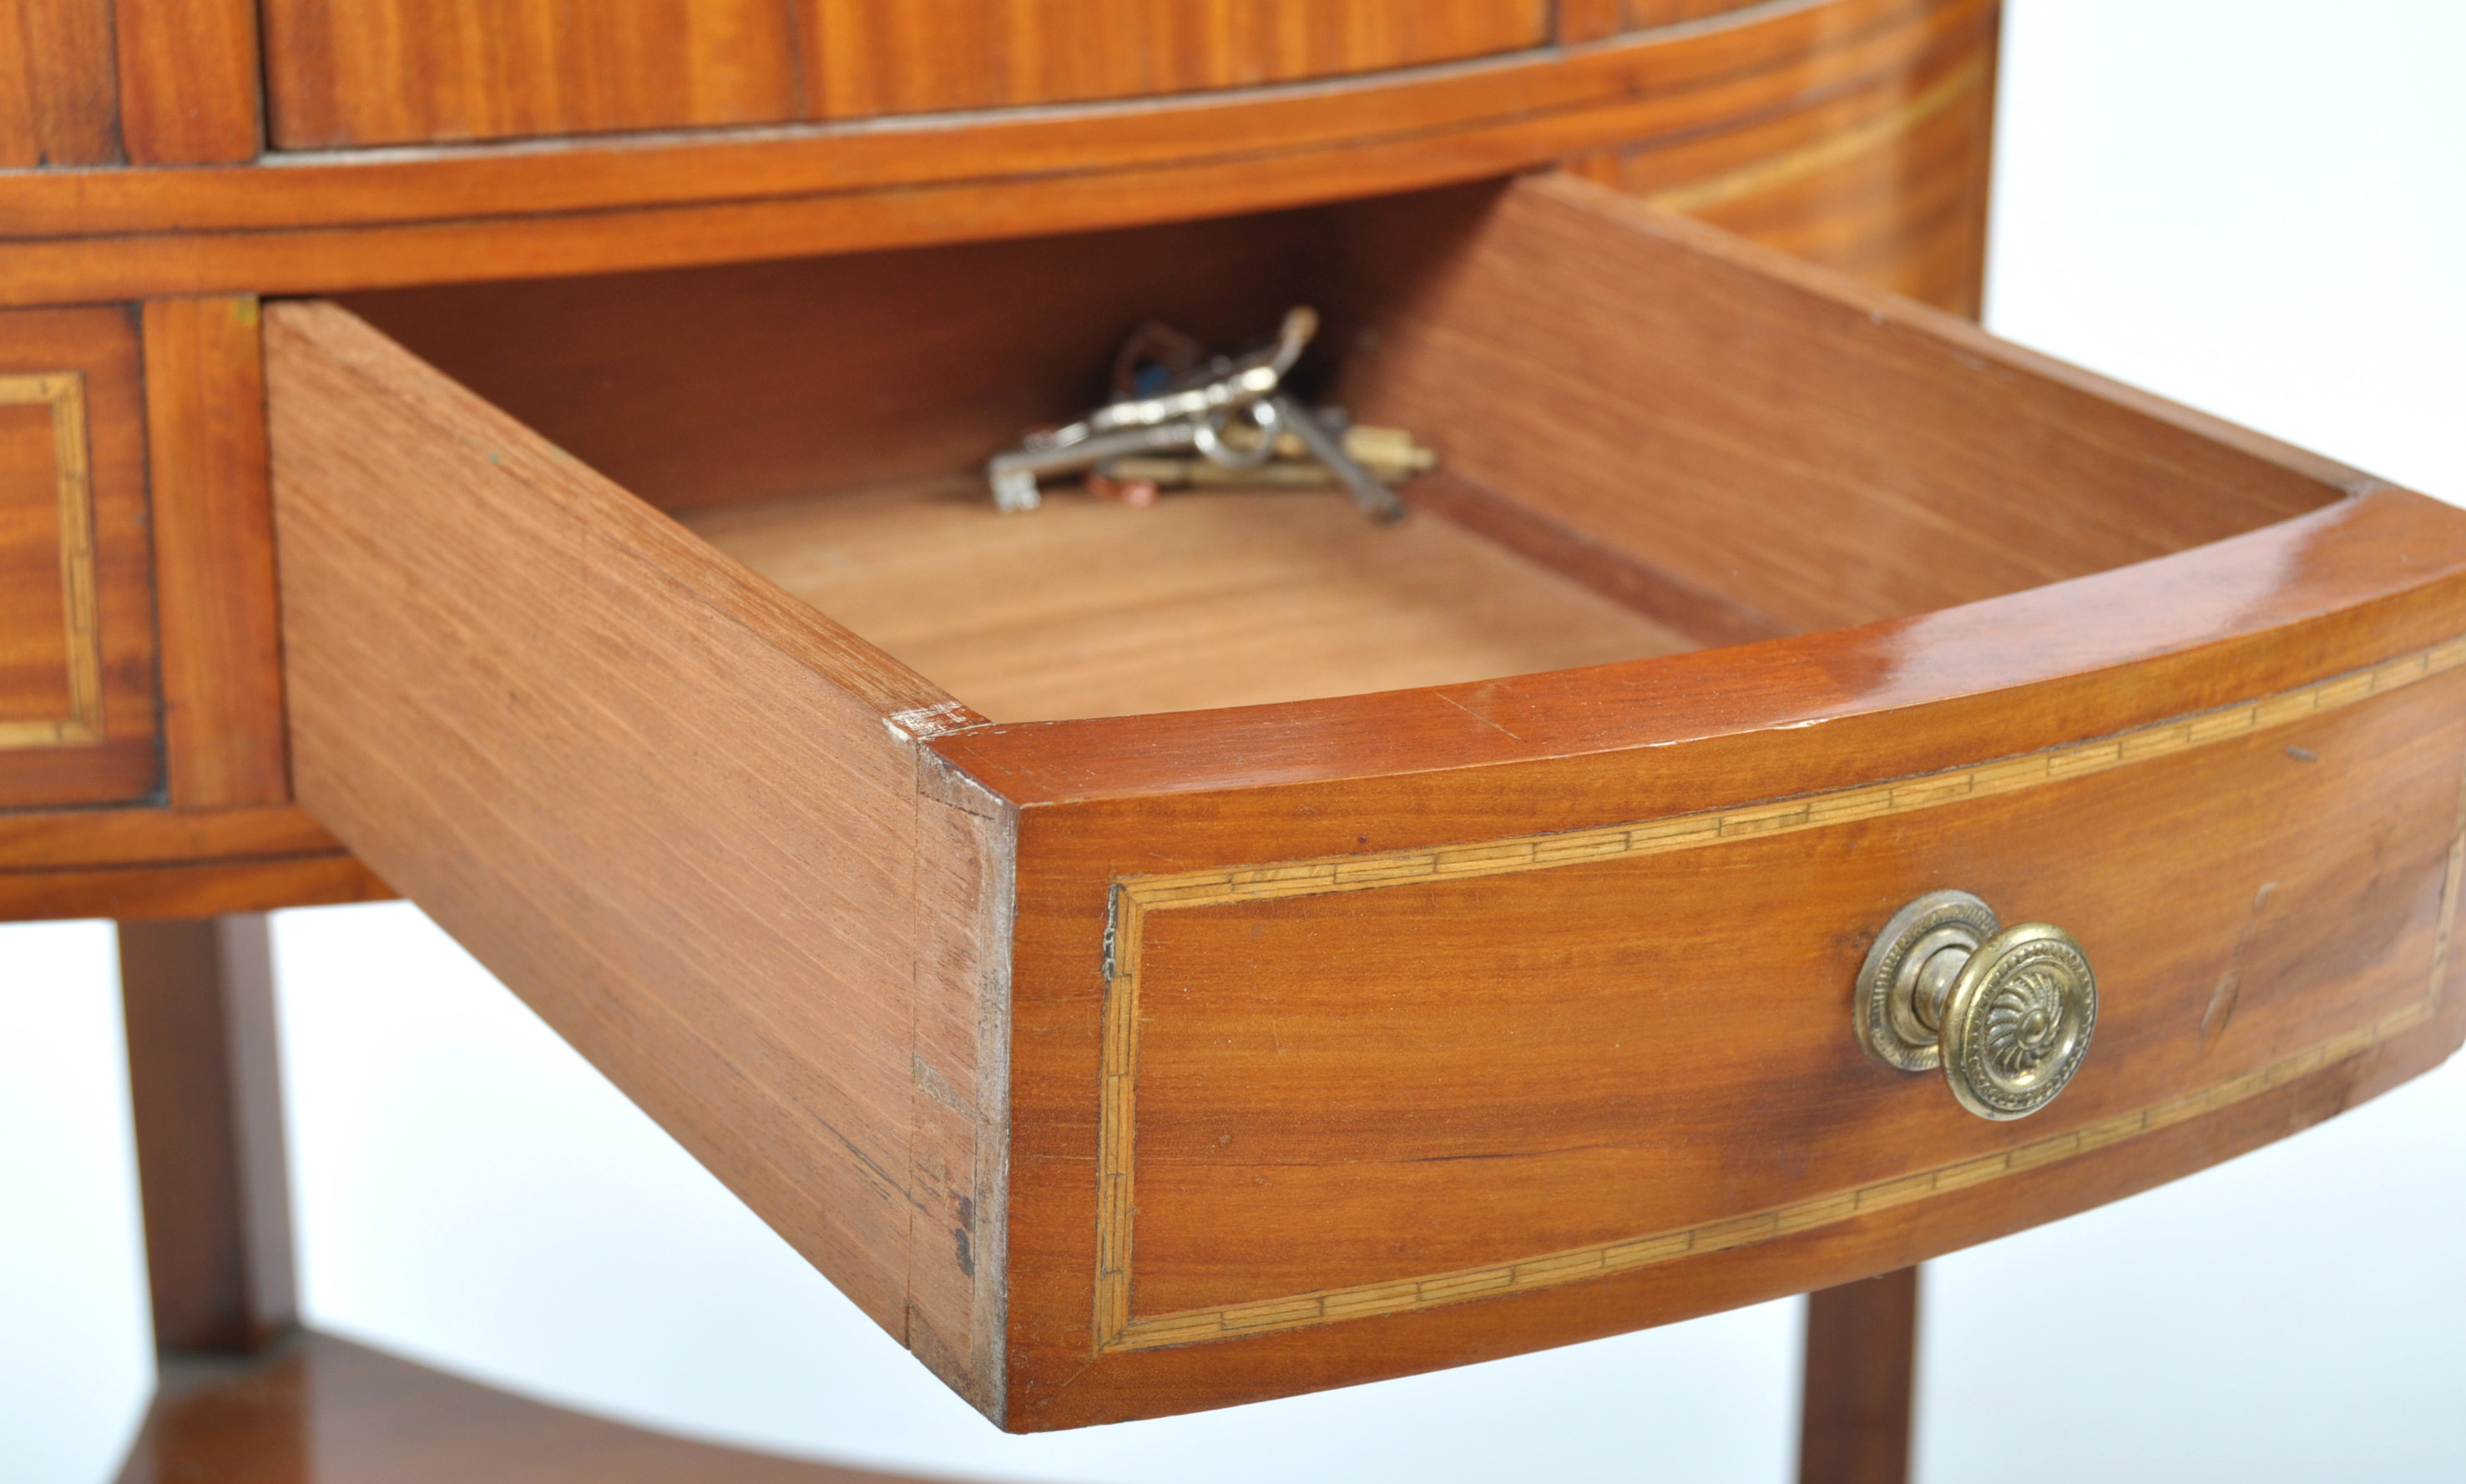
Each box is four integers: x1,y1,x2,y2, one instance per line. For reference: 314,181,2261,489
1105,667,2463,1344
0,307,159,808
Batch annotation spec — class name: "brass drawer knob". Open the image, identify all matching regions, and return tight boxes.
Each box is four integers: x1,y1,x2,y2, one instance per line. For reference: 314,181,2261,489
1854,890,2098,1120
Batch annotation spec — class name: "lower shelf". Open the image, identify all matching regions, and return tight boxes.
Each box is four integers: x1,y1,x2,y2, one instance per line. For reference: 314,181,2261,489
116,1329,935,1484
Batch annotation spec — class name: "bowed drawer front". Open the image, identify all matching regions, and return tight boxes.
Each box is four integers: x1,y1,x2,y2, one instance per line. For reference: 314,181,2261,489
261,173,2466,1431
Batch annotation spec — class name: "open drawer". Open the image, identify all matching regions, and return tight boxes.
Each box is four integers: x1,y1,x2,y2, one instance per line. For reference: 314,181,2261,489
264,174,2466,1431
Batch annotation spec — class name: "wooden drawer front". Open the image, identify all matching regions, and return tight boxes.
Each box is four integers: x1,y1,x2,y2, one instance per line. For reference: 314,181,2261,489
0,307,158,808
263,0,1549,149
262,0,801,149
813,1,1549,120
266,172,2466,1431
1102,664,2463,1349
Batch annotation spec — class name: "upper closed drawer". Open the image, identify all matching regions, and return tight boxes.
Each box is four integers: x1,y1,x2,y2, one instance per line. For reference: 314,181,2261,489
260,0,1553,148
262,173,2466,1431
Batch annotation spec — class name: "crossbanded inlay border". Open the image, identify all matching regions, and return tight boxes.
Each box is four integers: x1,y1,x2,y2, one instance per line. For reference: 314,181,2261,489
0,371,102,750
1093,637,2466,1353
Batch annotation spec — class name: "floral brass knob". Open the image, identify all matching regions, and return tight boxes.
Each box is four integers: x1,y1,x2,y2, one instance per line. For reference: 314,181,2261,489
1853,890,2097,1120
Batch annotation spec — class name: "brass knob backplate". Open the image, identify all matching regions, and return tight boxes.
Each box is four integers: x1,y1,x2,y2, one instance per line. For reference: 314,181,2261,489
1855,890,2097,1120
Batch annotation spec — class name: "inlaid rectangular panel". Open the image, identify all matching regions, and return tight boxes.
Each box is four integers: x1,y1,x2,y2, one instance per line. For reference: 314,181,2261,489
0,307,159,808
1099,654,2466,1348
810,0,1551,119
0,375,96,747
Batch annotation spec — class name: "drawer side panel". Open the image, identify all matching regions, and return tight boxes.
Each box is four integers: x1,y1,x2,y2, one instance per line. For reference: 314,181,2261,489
264,302,1013,1418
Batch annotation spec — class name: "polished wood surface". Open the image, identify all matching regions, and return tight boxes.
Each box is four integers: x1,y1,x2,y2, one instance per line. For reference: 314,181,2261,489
0,376,88,739
1330,176,2339,635
0,305,159,807
0,0,1992,305
1564,1,1766,39
339,209,1328,514
261,0,1552,149
117,1331,939,1484
1074,659,2463,1336
265,300,1013,1415
263,0,801,149
143,297,291,810
1799,1269,1918,1484
814,1,1547,120
1404,469,1791,648
119,914,298,1351
0,851,388,921
1572,19,1997,315
0,0,119,167
684,481,1693,722
0,801,344,868
114,0,264,164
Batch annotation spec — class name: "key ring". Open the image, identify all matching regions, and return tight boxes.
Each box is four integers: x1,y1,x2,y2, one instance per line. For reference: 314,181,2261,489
1190,401,1282,470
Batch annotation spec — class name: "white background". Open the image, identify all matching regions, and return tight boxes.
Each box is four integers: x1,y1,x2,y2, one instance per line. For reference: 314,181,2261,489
4,2,2462,1478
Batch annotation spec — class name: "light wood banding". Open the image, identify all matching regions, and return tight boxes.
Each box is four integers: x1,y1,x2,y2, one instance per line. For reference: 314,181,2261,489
0,371,99,749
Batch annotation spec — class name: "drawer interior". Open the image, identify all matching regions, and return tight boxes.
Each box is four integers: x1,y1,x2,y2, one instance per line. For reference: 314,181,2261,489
340,177,2346,723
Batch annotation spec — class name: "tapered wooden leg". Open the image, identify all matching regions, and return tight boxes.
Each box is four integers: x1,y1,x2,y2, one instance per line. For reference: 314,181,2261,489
1797,1266,1918,1484
118,914,297,1353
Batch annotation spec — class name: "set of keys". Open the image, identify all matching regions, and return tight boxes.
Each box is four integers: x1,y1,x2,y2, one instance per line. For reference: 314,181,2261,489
984,306,1408,522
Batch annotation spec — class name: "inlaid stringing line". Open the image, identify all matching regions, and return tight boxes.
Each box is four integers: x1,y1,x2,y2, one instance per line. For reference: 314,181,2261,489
0,371,103,751
1119,638,2466,913
1090,639,2466,1354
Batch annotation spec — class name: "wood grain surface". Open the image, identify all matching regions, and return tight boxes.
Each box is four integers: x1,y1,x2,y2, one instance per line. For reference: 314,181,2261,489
0,306,160,808
0,0,120,167
114,0,263,164
265,301,1015,1416
1798,1268,1917,1484
1093,654,2466,1347
812,0,1548,119
685,481,1693,722
0,851,388,921
116,1330,961,1484
1562,0,1771,44
0,0,1993,305
119,914,298,1352
1328,174,2343,635
1570,18,1998,315
1404,469,1793,647
0,375,96,745
262,0,799,149
339,209,1329,513
143,298,291,809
